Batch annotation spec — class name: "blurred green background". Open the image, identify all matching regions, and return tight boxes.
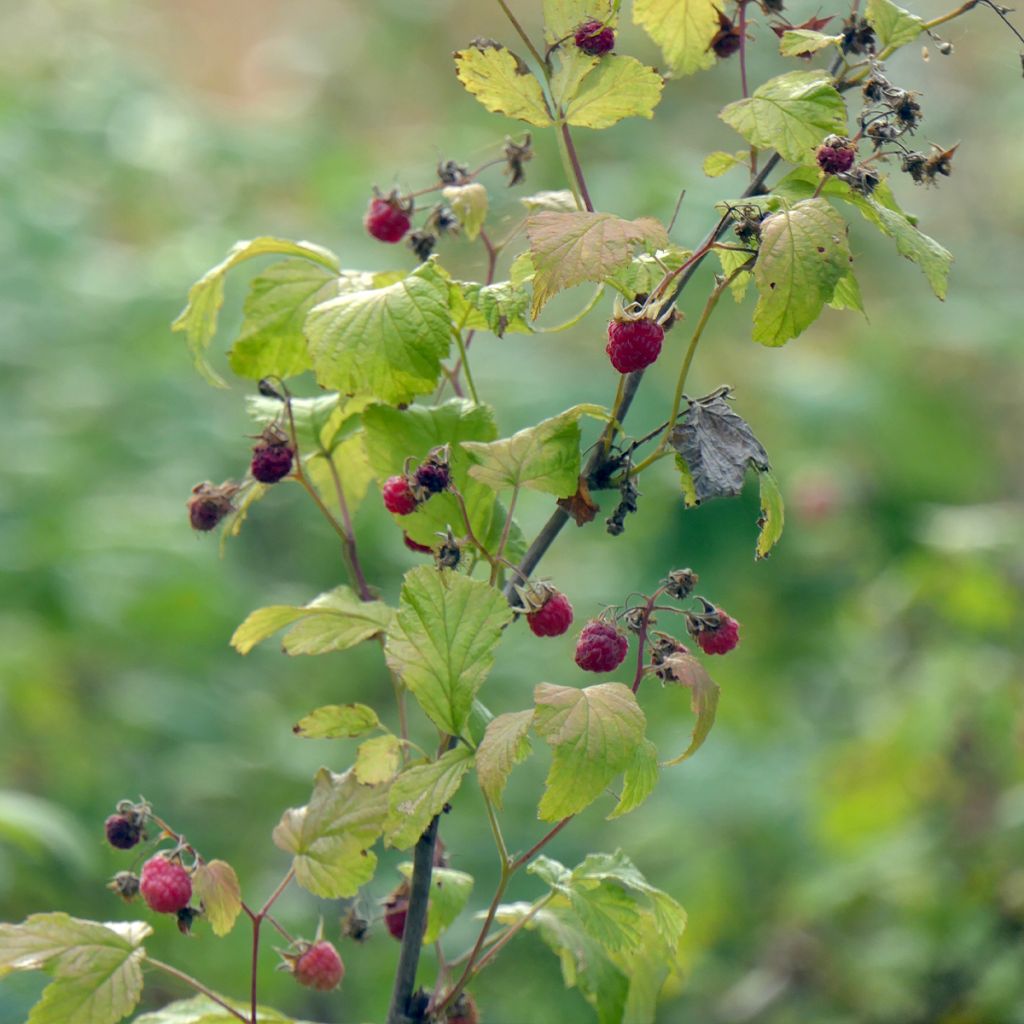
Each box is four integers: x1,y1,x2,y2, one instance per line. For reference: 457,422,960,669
2,1,1023,1022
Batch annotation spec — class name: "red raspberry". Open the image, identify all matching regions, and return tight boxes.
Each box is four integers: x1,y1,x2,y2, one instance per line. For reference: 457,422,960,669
384,883,411,940
606,319,664,374
139,855,192,914
696,610,741,655
383,476,419,516
414,461,450,495
403,532,432,554
364,197,411,244
251,440,294,484
574,620,629,672
293,940,345,992
105,814,142,850
816,140,856,175
574,19,615,56
527,590,574,637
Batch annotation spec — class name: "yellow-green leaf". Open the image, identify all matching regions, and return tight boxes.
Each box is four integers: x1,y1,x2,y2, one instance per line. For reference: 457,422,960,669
476,709,534,808
442,183,489,242
454,44,553,127
633,0,720,77
192,861,241,938
756,470,785,560
385,746,474,849
778,29,842,57
703,150,748,177
564,55,664,129
659,654,720,765
866,0,924,48
355,734,404,785
607,738,659,819
293,703,381,740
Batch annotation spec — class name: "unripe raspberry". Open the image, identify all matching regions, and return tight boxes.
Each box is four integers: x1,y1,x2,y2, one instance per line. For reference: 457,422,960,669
107,870,140,902
606,319,664,374
251,438,294,484
383,476,419,515
139,855,192,915
384,882,411,940
574,19,615,56
575,620,629,672
105,813,142,850
816,137,856,175
527,589,574,637
414,460,450,495
293,940,345,992
364,196,411,244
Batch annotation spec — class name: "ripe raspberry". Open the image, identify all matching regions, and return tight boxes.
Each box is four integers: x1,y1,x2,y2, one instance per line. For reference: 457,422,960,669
574,620,629,673
383,476,419,516
446,992,480,1024
139,855,192,915
384,882,411,940
816,139,856,175
364,197,411,244
105,813,142,850
293,940,345,992
606,319,664,374
414,460,450,495
527,589,574,638
403,532,432,554
251,440,294,484
695,610,741,655
574,19,615,56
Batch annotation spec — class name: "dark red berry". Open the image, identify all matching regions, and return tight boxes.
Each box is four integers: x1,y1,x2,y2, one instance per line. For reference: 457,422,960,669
606,319,664,374
574,620,629,672
816,139,856,175
139,855,192,915
527,590,574,637
383,476,419,516
251,439,294,484
414,461,450,495
574,19,615,56
695,610,741,655
105,814,142,850
365,197,411,244
446,992,480,1024
187,481,237,532
403,532,433,554
293,940,345,992
384,882,411,940
710,11,742,58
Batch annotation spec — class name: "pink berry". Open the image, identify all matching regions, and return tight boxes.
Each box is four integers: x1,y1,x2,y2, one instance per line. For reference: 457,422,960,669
574,620,629,672
293,940,345,992
696,610,741,655
364,197,411,244
105,814,142,850
139,855,192,915
606,319,664,374
527,590,574,637
574,19,615,56
383,476,419,516
251,441,294,484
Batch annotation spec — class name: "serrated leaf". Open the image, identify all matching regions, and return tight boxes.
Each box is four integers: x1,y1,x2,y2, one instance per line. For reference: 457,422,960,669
860,197,952,299
442,184,489,242
756,470,785,560
866,0,924,48
192,861,241,938
778,29,841,56
0,913,151,1024
475,709,534,808
132,995,301,1024
608,739,659,819
385,746,474,849
633,0,720,77
669,389,770,503
715,246,755,302
454,44,553,127
231,586,393,656
450,279,533,336
526,212,669,315
659,654,720,765
304,261,452,405
604,245,692,298
462,405,599,497
245,394,348,452
172,238,339,387
520,190,579,213
752,198,852,346
703,150,748,177
398,862,475,944
720,71,847,165
355,734,404,785
385,567,514,736
533,683,646,820
544,0,615,44
828,269,866,315
293,703,381,739
272,768,389,898
564,55,664,129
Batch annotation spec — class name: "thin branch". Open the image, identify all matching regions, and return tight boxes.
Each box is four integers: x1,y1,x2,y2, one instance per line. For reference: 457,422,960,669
560,122,595,212
146,958,249,1024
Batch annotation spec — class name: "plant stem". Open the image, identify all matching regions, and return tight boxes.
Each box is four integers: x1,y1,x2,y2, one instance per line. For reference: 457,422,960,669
452,327,480,405
470,892,554,974
241,866,295,1024
490,486,520,585
495,0,547,67
147,958,250,1024
560,122,595,212
322,451,373,601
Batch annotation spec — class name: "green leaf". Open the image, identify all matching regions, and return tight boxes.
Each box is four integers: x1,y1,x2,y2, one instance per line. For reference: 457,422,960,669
449,279,533,336
0,914,151,1024
442,183,489,242
385,567,514,736
860,196,953,299
633,0,720,78
526,212,669,316
604,245,692,298
462,405,600,497
658,654,721,765
454,44,553,127
716,246,755,302
354,734,404,785
385,746,474,849
305,432,375,524
292,703,381,740
720,71,847,165
752,198,852,346
398,862,475,944
132,996,301,1023
778,29,841,56
756,470,785,560
245,394,348,452
230,586,393,656
866,0,924,48
544,0,615,44
475,709,534,809
192,861,241,938
172,238,340,387
563,56,664,129
703,150,748,177
533,683,646,820
304,261,452,405
272,768,389,898
607,738,659,819
520,190,579,213
676,455,699,508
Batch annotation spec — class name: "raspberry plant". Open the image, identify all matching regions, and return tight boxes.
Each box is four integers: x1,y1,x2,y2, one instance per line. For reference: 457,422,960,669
3,1,1022,1022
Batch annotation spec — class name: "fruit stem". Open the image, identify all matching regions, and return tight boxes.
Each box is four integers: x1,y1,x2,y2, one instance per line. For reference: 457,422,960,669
559,121,595,212
482,791,511,866
321,449,374,602
146,958,249,1024
490,486,520,585
451,326,480,405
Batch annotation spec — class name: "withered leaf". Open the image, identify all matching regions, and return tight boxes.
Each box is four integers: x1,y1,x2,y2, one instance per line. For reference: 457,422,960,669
557,476,600,526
